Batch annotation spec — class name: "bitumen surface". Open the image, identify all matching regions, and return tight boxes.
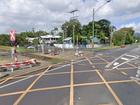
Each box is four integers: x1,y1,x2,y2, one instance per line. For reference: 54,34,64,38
0,45,140,105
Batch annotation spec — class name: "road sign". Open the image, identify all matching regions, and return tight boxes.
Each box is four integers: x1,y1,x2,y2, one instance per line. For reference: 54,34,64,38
9,30,16,42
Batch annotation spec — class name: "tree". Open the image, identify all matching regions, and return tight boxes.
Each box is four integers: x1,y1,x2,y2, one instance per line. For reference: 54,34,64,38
61,19,82,44
112,27,135,46
81,19,112,44
98,19,111,42
0,34,9,46
62,19,81,37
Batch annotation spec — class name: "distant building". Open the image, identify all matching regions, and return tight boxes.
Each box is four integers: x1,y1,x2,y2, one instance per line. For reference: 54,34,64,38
63,37,73,48
90,36,100,44
64,37,72,44
40,35,61,44
26,37,38,43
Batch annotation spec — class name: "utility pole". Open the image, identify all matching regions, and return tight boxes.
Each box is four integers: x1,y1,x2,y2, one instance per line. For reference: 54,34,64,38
69,9,79,49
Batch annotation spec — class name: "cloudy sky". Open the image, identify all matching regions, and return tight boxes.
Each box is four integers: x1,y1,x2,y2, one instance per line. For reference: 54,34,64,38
0,0,140,33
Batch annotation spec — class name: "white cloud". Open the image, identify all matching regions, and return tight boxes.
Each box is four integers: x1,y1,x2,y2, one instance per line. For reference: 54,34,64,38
0,0,140,33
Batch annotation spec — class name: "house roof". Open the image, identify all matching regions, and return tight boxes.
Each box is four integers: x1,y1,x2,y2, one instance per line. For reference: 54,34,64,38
40,35,61,39
64,37,72,41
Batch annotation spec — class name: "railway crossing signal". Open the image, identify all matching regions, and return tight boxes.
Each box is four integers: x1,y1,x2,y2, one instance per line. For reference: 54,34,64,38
9,30,16,42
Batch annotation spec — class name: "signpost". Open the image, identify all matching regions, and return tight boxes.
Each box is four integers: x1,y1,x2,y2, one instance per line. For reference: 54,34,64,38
9,30,18,62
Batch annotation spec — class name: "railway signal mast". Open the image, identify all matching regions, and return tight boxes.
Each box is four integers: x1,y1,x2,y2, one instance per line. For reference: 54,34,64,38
9,30,18,62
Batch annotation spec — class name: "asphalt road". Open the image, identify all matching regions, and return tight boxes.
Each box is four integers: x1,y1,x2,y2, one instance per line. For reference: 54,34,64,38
0,45,140,105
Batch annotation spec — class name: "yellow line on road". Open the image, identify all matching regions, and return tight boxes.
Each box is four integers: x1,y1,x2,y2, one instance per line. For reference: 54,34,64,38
85,57,93,65
106,67,137,71
74,82,104,87
0,79,136,97
0,91,24,97
12,69,97,80
116,68,140,86
108,80,134,84
96,55,110,64
93,62,108,64
86,57,123,105
96,70,123,105
134,80,140,85
0,77,13,85
127,62,137,68
30,85,70,93
69,61,74,105
13,65,52,105
121,71,128,76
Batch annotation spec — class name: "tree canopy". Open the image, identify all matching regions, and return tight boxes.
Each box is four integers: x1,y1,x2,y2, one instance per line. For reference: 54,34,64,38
112,27,135,46
0,19,136,47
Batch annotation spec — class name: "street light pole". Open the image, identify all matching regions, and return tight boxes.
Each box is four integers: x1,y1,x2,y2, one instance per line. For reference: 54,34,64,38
73,25,75,48
92,8,95,48
63,30,65,52
92,0,111,48
110,26,113,47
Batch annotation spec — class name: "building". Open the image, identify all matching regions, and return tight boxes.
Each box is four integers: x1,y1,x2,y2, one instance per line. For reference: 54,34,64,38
40,35,61,44
26,37,38,43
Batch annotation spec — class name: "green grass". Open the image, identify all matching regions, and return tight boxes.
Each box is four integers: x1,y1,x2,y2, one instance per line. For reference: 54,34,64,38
0,45,33,53
49,58,64,64
16,47,34,53
93,46,120,51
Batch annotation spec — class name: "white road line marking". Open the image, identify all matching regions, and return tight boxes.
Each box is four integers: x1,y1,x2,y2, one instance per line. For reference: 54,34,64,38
0,59,88,89
47,59,87,73
0,76,33,89
105,53,139,69
125,54,138,58
112,57,138,69
121,57,129,61
105,54,126,68
0,59,86,89
113,62,119,66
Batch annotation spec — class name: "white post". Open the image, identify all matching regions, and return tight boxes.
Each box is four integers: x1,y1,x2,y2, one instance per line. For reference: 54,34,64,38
136,66,140,78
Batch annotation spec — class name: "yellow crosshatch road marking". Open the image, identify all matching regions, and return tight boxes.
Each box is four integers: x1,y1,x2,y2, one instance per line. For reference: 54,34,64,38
127,62,137,68
86,57,123,105
96,55,110,64
134,80,140,85
121,71,128,76
0,77,13,85
0,55,139,105
85,57,93,65
13,65,52,105
106,67,137,71
96,70,123,105
0,79,136,97
93,62,108,64
69,60,74,105
116,67,140,86
108,80,134,84
11,69,97,80
0,91,24,97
